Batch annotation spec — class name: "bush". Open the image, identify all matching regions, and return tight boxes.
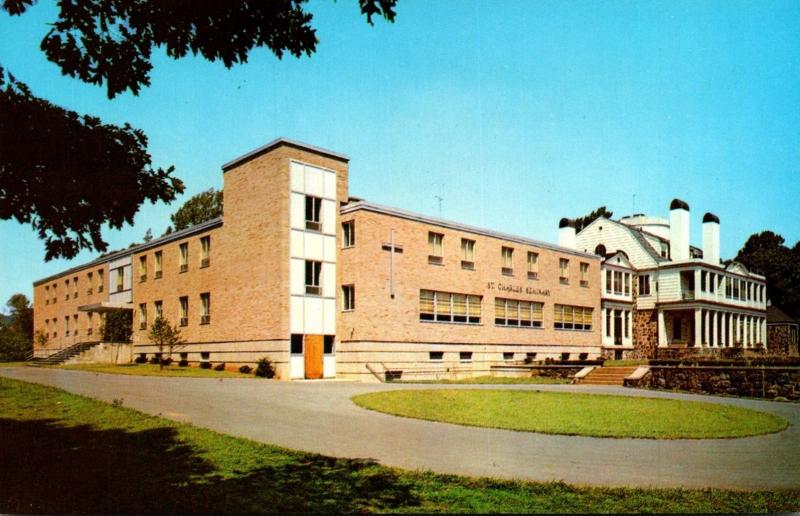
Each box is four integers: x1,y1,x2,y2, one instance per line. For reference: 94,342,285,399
199,361,212,369
213,362,226,371
255,357,275,378
178,359,189,367
134,354,148,364
161,357,173,366
239,365,252,374
721,347,744,359
149,355,160,365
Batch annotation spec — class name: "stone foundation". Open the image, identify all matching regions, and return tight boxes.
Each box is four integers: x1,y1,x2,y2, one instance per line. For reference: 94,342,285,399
647,366,800,400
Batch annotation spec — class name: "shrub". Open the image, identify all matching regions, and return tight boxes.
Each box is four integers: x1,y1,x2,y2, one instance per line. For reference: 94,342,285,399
149,355,161,365
213,362,226,371
239,365,252,374
721,347,744,359
255,357,275,378
161,357,173,367
134,354,148,364
199,361,212,369
178,359,189,367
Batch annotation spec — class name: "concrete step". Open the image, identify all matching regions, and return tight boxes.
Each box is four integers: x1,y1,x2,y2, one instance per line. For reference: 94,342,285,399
579,366,638,386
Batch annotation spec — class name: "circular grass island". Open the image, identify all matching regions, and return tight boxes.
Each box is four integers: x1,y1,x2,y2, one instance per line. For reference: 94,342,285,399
351,389,789,439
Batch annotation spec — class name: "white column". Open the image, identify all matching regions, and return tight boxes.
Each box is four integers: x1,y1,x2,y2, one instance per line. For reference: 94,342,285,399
694,308,702,347
658,310,667,347
601,308,607,345
712,311,719,347
745,316,751,348
730,314,735,346
703,309,710,346
694,269,701,299
762,318,768,348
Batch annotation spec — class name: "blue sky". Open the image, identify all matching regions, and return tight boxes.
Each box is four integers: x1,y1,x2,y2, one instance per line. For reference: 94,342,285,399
1,0,799,310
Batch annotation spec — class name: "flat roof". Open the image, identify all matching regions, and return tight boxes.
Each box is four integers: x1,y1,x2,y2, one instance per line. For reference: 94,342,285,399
221,137,349,171
33,218,222,286
341,200,601,260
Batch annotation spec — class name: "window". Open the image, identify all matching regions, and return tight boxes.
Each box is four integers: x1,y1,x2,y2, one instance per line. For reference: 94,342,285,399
559,258,569,284
87,272,93,295
554,304,593,331
342,285,355,311
501,246,514,275
154,300,163,320
64,316,69,336
45,286,50,305
429,351,444,361
613,271,622,294
154,251,163,279
180,352,188,360
526,352,537,361
73,277,78,298
709,273,715,293
725,276,731,298
179,243,189,272
527,252,539,279
139,255,147,282
594,244,606,256
624,310,630,338
200,236,211,267
200,293,210,324
503,352,514,360
52,284,57,303
428,232,444,265
580,263,589,288
342,221,355,248
200,352,210,361
605,309,612,337
461,238,475,269
291,334,303,354
624,272,630,295
700,271,707,292
73,314,78,336
116,268,124,292
459,351,473,362
638,275,651,296
495,298,543,328
65,279,70,300
305,260,322,295
305,195,322,231
179,296,189,326
324,335,334,355
97,270,104,292
87,312,93,336
605,270,612,293
419,289,481,324
138,303,147,330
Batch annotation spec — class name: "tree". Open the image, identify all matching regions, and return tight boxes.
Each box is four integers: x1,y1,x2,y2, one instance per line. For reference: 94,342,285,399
1,0,397,259
0,293,33,361
167,189,223,234
736,231,800,319
101,311,133,343
147,316,185,369
573,206,614,233
0,69,185,260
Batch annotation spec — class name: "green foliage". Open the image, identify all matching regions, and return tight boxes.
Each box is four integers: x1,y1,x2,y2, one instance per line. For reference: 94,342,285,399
0,293,32,361
353,390,789,439
101,311,133,343
573,206,614,233
239,365,253,374
167,189,223,233
147,317,185,368
0,69,184,260
1,377,798,514
213,362,226,371
736,231,800,319
255,357,276,378
0,0,396,259
199,361,212,370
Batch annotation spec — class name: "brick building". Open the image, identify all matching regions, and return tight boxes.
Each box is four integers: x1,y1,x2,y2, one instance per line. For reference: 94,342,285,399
32,138,604,380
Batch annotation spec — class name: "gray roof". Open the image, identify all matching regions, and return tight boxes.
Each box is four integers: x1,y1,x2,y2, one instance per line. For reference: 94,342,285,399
341,200,601,260
222,137,349,171
767,305,797,324
33,218,222,286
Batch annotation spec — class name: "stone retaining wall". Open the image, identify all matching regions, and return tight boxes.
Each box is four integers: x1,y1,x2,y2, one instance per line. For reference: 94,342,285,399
645,366,800,400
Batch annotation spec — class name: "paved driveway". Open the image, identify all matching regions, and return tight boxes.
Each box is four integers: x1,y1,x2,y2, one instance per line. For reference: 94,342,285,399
1,367,798,489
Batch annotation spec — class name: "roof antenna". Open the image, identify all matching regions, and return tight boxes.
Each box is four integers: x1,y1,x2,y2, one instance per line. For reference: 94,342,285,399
435,194,443,218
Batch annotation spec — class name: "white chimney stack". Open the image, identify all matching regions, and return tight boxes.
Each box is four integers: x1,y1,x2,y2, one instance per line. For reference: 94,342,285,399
702,212,720,265
669,199,690,261
558,218,576,249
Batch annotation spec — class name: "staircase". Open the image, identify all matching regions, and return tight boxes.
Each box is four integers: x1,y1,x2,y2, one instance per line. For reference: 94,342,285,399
30,341,101,367
579,366,638,386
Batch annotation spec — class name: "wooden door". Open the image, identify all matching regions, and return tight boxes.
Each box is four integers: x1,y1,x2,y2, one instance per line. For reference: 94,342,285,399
304,335,324,379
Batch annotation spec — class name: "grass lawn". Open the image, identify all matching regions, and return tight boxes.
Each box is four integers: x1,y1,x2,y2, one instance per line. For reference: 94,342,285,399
0,361,29,367
601,359,649,367
352,389,789,439
399,375,569,385
1,378,798,514
61,362,258,379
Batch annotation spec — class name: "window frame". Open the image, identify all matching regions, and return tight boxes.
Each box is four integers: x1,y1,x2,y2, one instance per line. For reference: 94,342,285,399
305,195,323,231
342,220,355,248
305,260,322,296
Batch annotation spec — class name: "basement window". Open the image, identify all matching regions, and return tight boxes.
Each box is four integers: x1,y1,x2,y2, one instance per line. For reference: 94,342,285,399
459,351,473,362
503,352,514,360
291,334,303,355
429,351,444,361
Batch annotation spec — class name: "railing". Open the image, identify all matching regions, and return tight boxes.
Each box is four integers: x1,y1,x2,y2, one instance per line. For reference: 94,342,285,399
23,350,34,361
681,291,695,300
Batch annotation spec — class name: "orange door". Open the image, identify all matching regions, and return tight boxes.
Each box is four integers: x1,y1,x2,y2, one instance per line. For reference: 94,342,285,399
304,335,324,379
